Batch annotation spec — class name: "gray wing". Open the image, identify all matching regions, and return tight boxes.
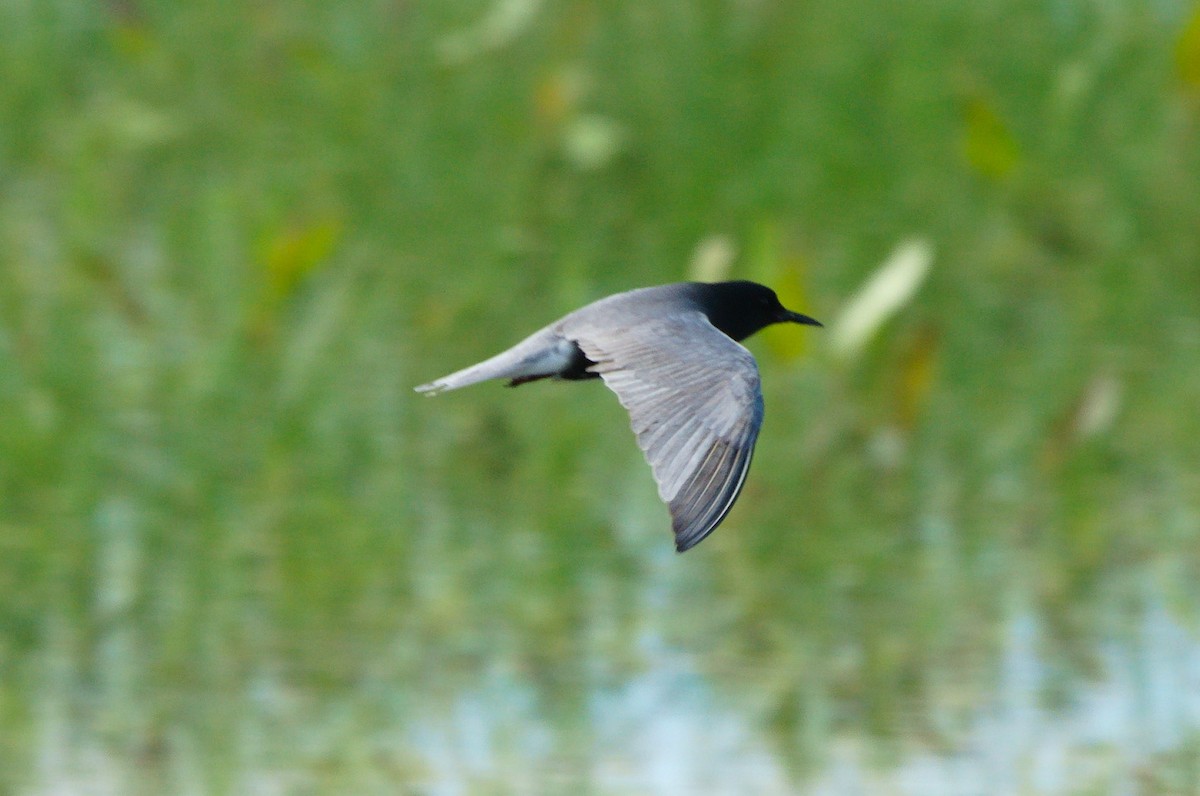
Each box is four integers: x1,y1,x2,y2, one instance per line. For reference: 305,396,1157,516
572,311,764,552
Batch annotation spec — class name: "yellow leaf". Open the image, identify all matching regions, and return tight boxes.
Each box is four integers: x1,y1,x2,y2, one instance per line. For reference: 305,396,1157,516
534,66,585,129
745,220,817,361
261,219,342,301
961,97,1020,180
106,2,153,59
896,325,940,428
111,24,153,59
1176,4,1200,89
762,259,817,361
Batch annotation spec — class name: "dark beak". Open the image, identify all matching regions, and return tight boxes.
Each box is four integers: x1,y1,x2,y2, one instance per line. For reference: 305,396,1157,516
781,310,823,327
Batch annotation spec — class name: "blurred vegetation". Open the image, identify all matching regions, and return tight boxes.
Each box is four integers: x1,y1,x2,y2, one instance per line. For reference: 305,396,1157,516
2,0,1200,792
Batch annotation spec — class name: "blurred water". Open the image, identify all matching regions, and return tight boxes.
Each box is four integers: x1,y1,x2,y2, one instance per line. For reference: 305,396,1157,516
399,592,1200,795
25,569,1198,795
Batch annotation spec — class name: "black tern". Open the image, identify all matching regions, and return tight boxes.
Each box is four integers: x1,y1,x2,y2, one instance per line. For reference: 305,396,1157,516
416,281,822,552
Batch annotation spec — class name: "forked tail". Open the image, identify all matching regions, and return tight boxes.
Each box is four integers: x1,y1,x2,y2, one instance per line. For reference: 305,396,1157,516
414,329,575,395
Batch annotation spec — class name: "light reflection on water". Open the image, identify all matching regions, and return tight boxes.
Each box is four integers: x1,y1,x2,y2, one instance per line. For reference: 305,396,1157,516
810,596,1200,795
402,590,1199,795
407,647,794,796
24,528,1200,796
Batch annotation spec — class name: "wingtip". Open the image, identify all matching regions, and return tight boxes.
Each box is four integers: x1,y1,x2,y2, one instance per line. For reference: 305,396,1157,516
413,382,442,396
672,522,708,553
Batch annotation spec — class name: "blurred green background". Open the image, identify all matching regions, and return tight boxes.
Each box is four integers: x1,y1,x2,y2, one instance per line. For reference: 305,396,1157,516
3,0,1200,793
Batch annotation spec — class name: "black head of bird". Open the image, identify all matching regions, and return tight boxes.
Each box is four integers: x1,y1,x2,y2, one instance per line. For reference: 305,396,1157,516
416,280,822,552
690,280,821,342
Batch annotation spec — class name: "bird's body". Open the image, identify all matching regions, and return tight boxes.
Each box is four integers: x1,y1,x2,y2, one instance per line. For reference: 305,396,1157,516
416,281,821,552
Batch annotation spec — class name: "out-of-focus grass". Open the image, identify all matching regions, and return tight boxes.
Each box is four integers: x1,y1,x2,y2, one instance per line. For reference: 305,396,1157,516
2,0,1199,791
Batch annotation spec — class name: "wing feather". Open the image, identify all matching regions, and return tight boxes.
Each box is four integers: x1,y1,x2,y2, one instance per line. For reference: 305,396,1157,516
573,311,765,551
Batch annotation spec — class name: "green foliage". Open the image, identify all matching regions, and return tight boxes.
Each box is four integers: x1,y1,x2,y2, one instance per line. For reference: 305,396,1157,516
2,0,1199,791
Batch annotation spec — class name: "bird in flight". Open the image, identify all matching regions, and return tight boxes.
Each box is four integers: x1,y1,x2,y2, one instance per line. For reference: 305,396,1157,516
416,281,822,552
